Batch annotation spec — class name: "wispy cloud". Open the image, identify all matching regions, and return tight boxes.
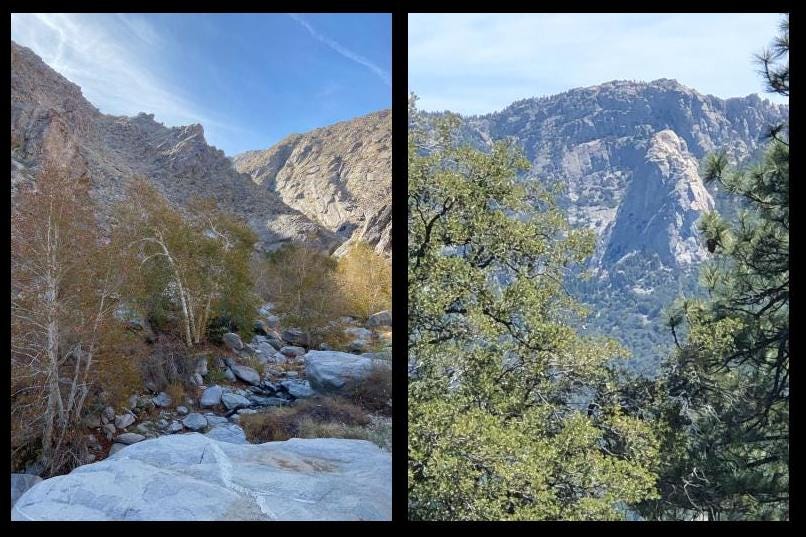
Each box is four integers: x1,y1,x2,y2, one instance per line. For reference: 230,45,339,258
10,13,240,143
409,13,787,115
289,13,391,87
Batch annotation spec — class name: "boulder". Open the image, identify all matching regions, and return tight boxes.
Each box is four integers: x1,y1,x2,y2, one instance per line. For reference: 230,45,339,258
265,314,280,329
237,408,257,415
345,327,372,340
221,392,251,411
190,373,204,386
167,421,184,434
182,413,208,432
258,303,274,318
114,413,136,430
127,394,139,410
152,392,172,408
229,414,241,424
109,443,128,456
224,368,237,382
281,328,309,347
230,364,261,386
367,310,392,327
103,423,116,439
11,474,42,509
102,406,116,422
200,385,224,408
204,415,230,427
115,433,146,445
281,380,315,399
254,320,269,336
222,332,244,352
176,406,189,415
279,346,305,357
304,351,388,392
204,422,249,444
194,356,209,376
11,435,391,520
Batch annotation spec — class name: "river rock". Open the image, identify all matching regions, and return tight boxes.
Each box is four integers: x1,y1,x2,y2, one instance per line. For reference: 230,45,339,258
279,346,305,357
182,413,208,432
200,385,223,408
11,435,391,520
116,433,146,445
281,328,309,347
167,421,184,434
176,406,189,415
114,413,136,430
222,332,244,352
152,392,171,408
221,392,251,411
230,364,261,385
108,443,127,456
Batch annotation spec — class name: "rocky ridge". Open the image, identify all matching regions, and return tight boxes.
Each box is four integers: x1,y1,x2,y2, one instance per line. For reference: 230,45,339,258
10,41,344,253
233,110,392,256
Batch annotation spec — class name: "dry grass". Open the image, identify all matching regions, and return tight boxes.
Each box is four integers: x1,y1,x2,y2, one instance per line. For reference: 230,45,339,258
240,395,370,443
345,363,393,415
164,382,186,407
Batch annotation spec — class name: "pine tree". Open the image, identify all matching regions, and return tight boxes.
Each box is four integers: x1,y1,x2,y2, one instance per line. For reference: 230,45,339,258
408,97,659,520
640,15,788,521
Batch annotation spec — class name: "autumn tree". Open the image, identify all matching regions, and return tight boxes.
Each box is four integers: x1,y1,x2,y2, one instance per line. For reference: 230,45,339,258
254,243,347,347
336,241,392,320
11,164,127,476
408,99,659,520
114,178,259,347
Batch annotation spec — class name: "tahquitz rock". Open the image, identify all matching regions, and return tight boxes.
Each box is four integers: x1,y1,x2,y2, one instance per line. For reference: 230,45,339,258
221,392,251,411
222,332,244,352
115,433,146,445
182,413,208,432
11,474,42,509
304,351,389,392
152,392,172,408
230,364,261,386
367,310,392,327
200,385,223,408
114,413,136,430
11,434,391,520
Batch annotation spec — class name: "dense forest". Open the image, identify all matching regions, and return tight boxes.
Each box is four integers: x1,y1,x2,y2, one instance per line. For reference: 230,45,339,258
408,16,788,521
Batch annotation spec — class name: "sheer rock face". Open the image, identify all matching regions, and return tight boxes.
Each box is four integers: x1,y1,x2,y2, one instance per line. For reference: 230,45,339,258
10,41,340,253
233,110,392,256
446,78,787,268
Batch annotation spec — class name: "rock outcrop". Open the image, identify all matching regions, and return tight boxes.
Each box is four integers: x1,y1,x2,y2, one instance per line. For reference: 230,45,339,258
10,41,341,253
233,110,392,256
11,434,391,521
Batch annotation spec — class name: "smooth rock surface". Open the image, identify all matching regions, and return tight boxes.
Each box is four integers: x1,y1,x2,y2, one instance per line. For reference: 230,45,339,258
221,392,252,411
115,433,146,445
11,474,42,509
12,434,391,520
304,350,388,392
200,385,224,408
182,413,208,432
230,364,261,385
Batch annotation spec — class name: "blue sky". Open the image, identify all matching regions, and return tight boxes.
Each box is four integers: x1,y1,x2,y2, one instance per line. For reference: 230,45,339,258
11,13,391,155
409,13,788,115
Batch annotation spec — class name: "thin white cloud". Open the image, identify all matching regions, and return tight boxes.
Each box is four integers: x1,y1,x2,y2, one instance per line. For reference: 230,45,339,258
409,13,787,114
289,13,391,87
10,13,240,144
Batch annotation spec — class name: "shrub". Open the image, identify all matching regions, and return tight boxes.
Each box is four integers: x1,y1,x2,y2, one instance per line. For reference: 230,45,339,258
240,396,369,443
345,363,393,415
252,244,347,347
336,241,391,320
139,335,195,392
